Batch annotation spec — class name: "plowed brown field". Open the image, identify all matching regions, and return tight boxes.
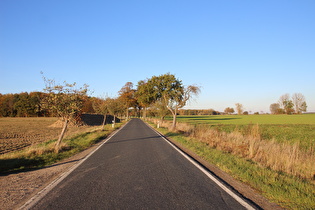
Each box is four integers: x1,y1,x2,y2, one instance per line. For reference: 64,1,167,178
0,117,96,154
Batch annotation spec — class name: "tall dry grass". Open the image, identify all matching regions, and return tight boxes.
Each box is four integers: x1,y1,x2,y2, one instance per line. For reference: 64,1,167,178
150,118,315,180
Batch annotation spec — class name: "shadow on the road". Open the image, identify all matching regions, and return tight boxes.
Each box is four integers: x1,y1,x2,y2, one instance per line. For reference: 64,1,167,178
0,158,81,176
106,135,161,144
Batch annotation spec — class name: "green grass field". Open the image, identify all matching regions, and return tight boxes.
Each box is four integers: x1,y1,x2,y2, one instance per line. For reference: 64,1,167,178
173,114,315,150
156,114,315,209
174,114,315,125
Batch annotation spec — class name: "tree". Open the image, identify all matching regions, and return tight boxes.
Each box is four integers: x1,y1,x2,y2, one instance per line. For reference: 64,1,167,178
284,99,294,114
92,97,109,130
292,93,307,114
151,100,170,127
106,97,124,127
278,94,290,110
270,103,280,114
235,103,244,115
278,94,295,114
148,73,200,130
118,82,137,120
135,80,155,119
224,107,234,115
41,77,89,153
13,92,32,117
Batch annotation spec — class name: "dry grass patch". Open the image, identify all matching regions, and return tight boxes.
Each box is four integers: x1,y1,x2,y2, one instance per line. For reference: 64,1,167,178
148,118,315,209
150,118,315,181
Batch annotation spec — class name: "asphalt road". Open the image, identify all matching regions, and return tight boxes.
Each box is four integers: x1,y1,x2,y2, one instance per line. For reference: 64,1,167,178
31,119,254,209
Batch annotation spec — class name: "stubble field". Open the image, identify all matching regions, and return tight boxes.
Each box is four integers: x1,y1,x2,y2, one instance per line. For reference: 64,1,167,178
0,117,95,154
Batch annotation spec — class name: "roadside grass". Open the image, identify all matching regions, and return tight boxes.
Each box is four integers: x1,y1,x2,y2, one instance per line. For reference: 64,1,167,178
0,123,123,173
148,118,315,209
174,115,315,150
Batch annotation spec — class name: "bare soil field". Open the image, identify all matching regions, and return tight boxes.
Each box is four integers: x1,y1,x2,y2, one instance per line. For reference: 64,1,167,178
0,117,100,154
0,115,110,209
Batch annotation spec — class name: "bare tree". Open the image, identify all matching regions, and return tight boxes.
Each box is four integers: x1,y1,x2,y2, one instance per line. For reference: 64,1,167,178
235,103,244,115
292,93,307,114
278,94,290,110
278,94,295,114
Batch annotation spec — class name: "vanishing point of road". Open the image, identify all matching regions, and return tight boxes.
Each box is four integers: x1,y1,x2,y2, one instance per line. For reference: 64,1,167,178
29,118,256,209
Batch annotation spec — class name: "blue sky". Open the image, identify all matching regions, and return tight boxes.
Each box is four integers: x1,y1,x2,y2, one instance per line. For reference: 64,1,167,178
1,0,314,113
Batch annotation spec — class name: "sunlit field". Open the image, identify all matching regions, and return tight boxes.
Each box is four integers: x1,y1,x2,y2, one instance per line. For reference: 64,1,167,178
174,114,315,125
152,114,315,209
173,114,315,150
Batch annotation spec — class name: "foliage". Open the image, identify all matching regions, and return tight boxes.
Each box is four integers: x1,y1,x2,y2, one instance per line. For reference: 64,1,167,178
135,80,156,119
118,82,137,119
179,109,220,115
224,107,234,114
41,76,89,152
41,77,89,121
146,73,200,129
269,103,280,114
276,93,307,115
0,92,97,118
106,97,124,125
235,103,244,115
0,92,47,117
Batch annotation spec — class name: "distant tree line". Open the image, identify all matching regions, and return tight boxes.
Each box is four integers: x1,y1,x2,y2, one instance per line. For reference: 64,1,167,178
0,73,200,129
0,92,94,117
178,109,221,115
1,73,200,152
270,93,307,114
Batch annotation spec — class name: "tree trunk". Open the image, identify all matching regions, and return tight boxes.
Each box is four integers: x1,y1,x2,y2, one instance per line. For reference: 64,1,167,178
102,114,107,130
55,118,68,153
143,107,147,120
172,110,177,130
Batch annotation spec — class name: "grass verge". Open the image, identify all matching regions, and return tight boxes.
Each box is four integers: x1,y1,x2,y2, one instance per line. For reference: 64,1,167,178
150,123,315,209
0,123,123,174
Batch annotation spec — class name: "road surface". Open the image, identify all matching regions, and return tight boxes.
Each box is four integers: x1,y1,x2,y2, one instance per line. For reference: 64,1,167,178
30,119,255,209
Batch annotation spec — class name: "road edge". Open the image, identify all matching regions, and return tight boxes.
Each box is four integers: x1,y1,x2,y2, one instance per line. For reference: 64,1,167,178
19,121,130,210
145,120,283,210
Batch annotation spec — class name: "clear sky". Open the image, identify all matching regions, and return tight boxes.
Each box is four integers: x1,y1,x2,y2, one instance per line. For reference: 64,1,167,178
1,0,314,113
